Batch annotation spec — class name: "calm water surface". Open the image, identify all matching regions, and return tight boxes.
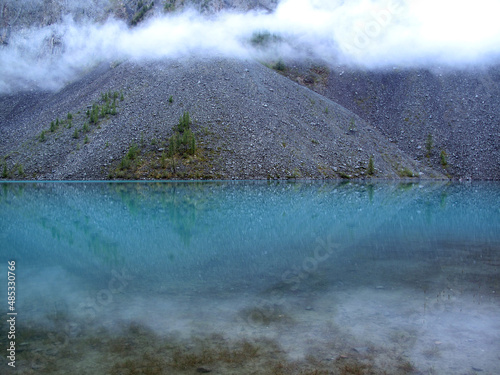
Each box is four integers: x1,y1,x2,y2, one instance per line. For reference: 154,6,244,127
0,181,499,374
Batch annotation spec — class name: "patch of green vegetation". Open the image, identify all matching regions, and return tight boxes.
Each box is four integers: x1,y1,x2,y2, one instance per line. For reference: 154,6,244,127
140,132,146,148
168,112,196,157
126,143,140,161
367,155,375,176
36,90,124,147
87,105,97,124
84,135,89,144
250,30,282,47
168,95,173,103
132,1,154,25
109,112,222,180
114,143,141,176
177,111,190,133
16,164,24,177
0,160,25,179
160,152,167,168
399,167,414,178
349,117,357,132
87,90,121,125
272,59,286,72
339,172,351,179
425,133,433,157
440,150,448,166
49,120,58,132
82,122,90,133
287,168,301,180
311,139,319,145
164,0,176,12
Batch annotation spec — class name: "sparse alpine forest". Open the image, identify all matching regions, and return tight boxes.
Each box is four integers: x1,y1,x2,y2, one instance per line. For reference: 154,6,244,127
37,90,122,144
1,89,125,180
110,111,208,180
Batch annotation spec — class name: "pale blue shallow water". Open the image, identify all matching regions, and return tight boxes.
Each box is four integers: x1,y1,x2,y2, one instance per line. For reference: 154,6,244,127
0,181,499,373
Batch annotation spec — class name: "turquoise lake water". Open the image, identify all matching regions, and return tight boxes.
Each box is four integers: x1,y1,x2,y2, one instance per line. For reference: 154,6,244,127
0,181,499,374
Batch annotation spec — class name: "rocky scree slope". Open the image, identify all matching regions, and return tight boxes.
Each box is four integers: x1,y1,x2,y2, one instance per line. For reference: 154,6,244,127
2,0,493,180
287,64,500,180
0,57,444,180
1,0,277,43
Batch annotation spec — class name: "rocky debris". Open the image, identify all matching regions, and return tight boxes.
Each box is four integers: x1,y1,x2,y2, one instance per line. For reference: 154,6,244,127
0,57,445,181
1,1,497,180
0,0,279,41
313,65,500,180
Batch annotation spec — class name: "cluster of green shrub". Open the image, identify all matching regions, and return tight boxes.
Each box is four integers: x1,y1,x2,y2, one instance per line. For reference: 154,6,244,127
272,59,286,72
250,31,282,47
252,32,286,76
367,156,375,175
111,142,141,179
426,133,449,168
1,161,24,179
39,113,74,142
119,143,140,171
425,133,433,157
132,1,154,25
349,118,357,132
440,150,448,166
164,0,176,12
75,91,122,139
38,90,123,144
168,112,196,157
399,167,414,178
87,91,121,124
262,58,287,73
110,111,198,179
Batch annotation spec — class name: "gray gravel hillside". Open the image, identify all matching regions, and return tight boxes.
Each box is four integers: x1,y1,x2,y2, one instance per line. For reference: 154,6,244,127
0,0,276,40
317,66,500,180
1,1,496,180
0,57,445,180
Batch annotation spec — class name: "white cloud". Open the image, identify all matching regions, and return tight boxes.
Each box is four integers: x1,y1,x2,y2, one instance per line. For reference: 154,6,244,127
1,0,500,93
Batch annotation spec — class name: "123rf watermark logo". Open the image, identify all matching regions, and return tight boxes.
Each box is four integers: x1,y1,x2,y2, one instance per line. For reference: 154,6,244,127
6,260,16,368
